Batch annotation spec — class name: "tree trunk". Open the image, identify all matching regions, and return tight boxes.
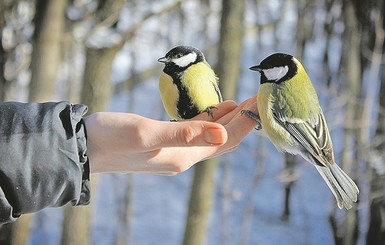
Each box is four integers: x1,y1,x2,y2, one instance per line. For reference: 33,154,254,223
61,205,91,245
322,0,335,88
61,1,127,244
338,2,361,245
182,159,218,245
239,135,265,245
216,0,245,99
182,0,244,244
115,176,133,245
295,0,309,60
366,21,385,244
80,46,121,113
1,1,67,244
28,0,66,102
60,44,121,245
0,0,7,101
281,154,297,220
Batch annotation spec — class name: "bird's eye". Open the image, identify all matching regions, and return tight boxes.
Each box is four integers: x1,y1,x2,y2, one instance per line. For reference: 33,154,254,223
175,54,183,58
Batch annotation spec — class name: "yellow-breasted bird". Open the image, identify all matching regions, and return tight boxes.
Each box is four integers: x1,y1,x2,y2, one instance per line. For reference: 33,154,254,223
245,53,359,209
158,46,222,120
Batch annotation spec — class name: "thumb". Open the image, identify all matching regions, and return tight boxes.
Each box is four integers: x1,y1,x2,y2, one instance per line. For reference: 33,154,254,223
152,121,228,148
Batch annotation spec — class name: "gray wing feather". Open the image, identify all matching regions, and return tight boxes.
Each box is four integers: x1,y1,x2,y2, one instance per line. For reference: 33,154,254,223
272,108,334,167
213,81,223,102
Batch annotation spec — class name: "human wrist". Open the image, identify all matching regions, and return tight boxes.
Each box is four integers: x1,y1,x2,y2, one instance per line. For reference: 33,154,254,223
84,113,107,173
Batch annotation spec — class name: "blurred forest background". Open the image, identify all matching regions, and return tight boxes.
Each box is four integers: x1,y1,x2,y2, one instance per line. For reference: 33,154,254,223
0,0,384,244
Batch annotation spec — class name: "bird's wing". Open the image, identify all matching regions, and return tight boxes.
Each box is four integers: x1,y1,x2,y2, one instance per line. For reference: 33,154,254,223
213,80,223,102
272,108,334,167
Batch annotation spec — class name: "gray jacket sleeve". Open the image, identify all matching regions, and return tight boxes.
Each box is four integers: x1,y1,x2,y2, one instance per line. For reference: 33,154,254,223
0,101,90,224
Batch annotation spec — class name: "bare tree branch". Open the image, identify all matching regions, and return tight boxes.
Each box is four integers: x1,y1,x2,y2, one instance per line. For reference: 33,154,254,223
360,9,384,144
120,0,182,42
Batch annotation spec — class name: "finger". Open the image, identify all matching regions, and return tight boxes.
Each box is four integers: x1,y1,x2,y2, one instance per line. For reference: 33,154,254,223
189,100,237,122
199,144,239,161
178,100,259,161
146,120,228,150
216,96,257,125
225,101,258,143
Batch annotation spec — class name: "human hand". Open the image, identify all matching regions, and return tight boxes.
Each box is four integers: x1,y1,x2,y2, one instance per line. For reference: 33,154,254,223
85,97,257,175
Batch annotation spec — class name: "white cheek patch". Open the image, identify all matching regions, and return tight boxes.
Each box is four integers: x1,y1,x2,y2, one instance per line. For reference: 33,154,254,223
263,66,289,81
173,52,197,67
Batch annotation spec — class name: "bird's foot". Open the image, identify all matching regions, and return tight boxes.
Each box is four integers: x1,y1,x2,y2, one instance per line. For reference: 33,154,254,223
241,110,262,130
204,106,219,119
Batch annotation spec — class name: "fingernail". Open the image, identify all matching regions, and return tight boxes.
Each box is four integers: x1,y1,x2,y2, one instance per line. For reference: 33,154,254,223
204,127,226,145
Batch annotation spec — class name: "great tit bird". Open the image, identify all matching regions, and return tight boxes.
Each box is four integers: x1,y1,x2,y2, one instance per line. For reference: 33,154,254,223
157,46,222,120
245,53,359,209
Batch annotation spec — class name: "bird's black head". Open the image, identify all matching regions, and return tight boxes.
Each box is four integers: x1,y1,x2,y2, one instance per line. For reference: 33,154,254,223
158,46,205,76
249,53,297,84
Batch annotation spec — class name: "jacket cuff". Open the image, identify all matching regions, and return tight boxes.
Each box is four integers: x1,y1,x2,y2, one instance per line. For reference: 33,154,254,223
71,104,90,205
0,102,91,224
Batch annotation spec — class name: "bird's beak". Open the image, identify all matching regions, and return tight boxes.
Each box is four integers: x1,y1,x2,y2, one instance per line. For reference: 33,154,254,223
157,57,168,63
249,65,262,72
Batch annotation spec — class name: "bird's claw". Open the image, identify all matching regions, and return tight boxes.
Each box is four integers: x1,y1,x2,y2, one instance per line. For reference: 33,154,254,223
205,106,218,119
241,109,262,130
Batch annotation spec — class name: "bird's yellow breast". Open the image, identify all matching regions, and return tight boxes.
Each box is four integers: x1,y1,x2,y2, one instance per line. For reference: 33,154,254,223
257,84,294,150
181,62,220,109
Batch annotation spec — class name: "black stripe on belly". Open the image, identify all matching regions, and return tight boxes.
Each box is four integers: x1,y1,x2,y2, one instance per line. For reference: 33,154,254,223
174,80,199,119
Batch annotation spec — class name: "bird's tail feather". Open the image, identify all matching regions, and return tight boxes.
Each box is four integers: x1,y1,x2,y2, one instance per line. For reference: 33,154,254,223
315,164,359,209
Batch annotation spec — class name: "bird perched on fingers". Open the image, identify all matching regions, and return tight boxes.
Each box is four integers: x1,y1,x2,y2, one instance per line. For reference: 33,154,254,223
158,45,222,120
244,53,359,209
